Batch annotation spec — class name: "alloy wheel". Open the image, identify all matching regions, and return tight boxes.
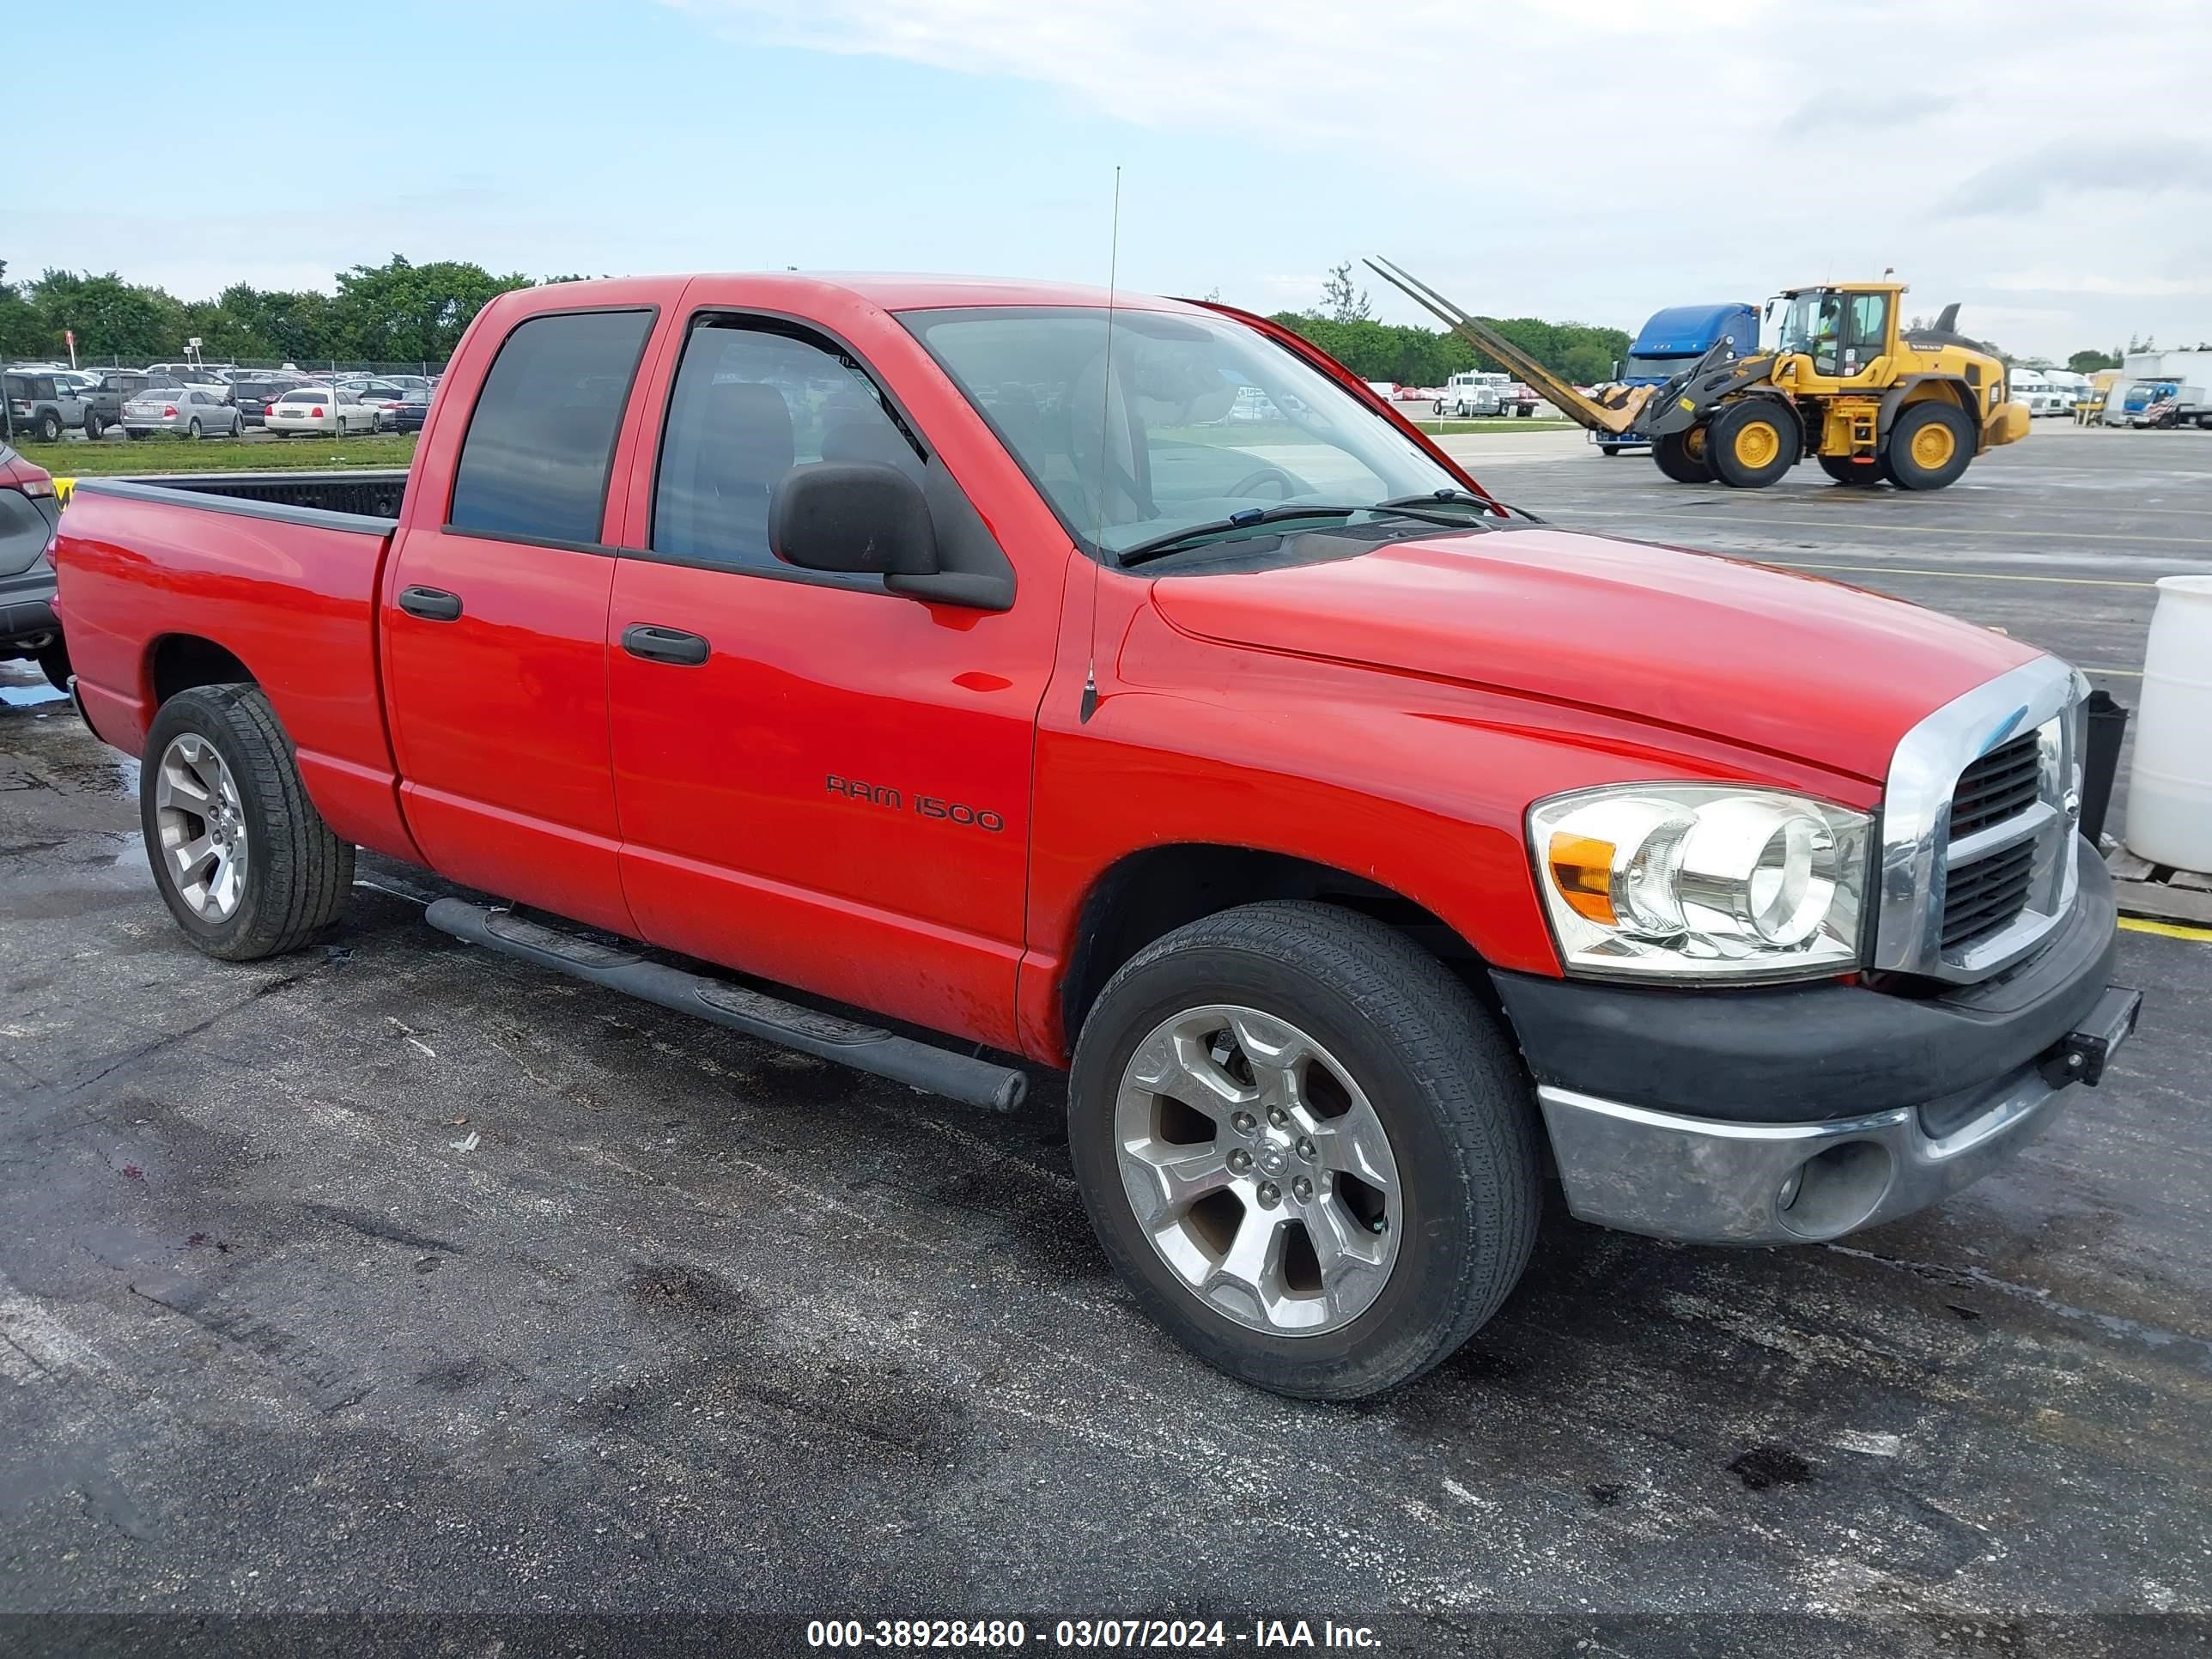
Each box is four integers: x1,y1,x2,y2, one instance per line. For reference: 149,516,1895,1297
1114,1004,1401,1336
154,734,249,921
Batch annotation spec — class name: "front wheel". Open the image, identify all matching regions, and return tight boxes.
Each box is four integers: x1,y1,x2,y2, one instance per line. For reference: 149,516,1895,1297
140,684,355,961
1652,426,1714,483
37,638,71,692
1708,399,1799,489
186,418,202,440
84,412,106,441
35,412,62,443
1599,444,1622,457
1068,901,1541,1401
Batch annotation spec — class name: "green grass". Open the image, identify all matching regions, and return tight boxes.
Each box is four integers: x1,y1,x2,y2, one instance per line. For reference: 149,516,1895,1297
1411,417,1577,435
19,433,419,478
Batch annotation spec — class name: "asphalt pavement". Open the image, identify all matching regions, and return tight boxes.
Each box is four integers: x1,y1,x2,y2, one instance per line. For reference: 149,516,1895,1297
2,422,2208,1651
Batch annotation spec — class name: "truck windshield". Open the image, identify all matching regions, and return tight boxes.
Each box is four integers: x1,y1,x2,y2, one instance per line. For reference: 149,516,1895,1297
1621,353,1698,380
902,306,1466,562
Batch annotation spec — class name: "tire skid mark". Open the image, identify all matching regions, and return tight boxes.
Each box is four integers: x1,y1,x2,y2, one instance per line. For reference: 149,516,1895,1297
128,1273,372,1414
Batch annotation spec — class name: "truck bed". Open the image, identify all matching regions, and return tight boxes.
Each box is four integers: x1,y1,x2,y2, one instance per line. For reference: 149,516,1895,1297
58,466,419,866
75,468,409,526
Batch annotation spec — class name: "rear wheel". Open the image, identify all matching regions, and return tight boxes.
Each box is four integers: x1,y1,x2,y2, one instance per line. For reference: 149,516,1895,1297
1708,399,1799,488
1885,402,1975,490
140,684,355,961
1819,453,1884,487
37,638,71,692
1068,901,1541,1400
1653,426,1714,483
1598,444,1622,457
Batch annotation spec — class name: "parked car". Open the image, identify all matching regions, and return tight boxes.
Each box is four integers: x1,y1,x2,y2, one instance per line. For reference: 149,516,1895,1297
0,442,65,689
341,380,416,429
143,363,234,397
55,272,2138,1403
120,386,242,440
228,374,313,428
3,371,86,443
264,386,378,436
391,387,434,433
80,370,184,440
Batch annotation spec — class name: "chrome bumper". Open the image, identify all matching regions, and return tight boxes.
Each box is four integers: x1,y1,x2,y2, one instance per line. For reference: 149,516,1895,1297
1536,984,2138,1244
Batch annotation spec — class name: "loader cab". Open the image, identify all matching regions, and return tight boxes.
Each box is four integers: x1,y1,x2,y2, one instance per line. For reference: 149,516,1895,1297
1769,285,1902,386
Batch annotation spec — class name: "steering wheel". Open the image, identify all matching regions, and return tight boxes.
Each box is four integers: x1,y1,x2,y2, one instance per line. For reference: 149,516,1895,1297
1229,465,1303,501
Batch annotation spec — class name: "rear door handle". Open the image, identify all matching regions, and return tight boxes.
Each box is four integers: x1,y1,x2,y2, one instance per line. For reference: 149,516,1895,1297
398,586,463,623
622,623,711,666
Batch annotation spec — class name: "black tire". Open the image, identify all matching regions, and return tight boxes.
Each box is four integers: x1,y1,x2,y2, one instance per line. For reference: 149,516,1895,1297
84,412,106,441
1068,901,1541,1401
139,684,355,961
1598,444,1622,457
34,412,62,443
1652,426,1714,483
186,418,203,440
1708,398,1800,489
1884,401,1975,490
37,638,71,692
1819,453,1884,487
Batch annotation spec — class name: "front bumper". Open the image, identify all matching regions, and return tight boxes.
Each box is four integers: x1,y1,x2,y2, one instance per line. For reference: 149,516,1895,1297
1496,850,2138,1243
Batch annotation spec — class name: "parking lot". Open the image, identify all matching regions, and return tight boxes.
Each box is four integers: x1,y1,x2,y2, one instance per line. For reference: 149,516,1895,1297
3,422,2208,1645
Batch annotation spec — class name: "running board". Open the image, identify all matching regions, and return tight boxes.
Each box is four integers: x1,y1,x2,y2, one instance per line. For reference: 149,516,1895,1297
423,899,1028,1113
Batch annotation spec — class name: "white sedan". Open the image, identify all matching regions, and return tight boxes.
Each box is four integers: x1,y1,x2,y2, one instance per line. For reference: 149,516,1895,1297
265,386,380,437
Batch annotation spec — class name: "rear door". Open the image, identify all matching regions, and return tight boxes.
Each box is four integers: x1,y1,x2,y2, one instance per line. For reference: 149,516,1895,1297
382,302,661,934
602,297,1060,1048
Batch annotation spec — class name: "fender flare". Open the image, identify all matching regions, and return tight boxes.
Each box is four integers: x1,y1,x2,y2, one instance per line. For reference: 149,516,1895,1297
1878,374,1975,443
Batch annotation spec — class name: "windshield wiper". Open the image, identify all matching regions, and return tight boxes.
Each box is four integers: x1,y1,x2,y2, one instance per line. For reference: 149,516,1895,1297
1116,501,1476,568
1375,487,1542,524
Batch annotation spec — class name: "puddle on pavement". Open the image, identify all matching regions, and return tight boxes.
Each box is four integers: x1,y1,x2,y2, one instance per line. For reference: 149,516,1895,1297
0,684,67,708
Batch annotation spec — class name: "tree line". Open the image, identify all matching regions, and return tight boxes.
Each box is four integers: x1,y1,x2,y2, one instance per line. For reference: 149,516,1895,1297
0,255,589,368
1269,264,1629,386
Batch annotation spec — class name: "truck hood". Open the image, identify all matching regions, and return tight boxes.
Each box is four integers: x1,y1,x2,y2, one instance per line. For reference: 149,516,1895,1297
1146,526,2040,783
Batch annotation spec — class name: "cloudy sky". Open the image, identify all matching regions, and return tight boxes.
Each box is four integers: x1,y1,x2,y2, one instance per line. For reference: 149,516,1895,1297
10,0,2212,358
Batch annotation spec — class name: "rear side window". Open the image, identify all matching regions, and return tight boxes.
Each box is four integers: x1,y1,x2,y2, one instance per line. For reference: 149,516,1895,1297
448,308,653,545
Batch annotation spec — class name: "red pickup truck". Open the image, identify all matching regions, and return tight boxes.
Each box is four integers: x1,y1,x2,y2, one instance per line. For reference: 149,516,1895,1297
54,274,2138,1400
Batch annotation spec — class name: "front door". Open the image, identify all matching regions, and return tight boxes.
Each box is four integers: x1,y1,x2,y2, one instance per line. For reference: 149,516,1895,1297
382,304,659,936
605,308,1055,1048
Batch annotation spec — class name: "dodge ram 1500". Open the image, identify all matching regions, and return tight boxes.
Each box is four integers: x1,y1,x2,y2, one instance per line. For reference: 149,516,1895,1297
53,273,2140,1399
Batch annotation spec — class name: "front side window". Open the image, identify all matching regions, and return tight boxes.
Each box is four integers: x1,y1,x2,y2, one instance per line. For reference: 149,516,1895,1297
651,317,921,574
903,306,1466,564
448,307,653,544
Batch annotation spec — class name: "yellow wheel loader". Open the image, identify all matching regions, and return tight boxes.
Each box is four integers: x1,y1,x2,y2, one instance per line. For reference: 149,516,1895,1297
1366,258,2030,491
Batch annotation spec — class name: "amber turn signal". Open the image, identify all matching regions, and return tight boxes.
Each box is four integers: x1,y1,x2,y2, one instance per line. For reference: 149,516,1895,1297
1547,831,1617,925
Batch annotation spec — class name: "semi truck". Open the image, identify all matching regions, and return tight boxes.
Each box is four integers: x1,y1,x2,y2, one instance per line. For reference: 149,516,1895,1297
52,271,2137,1401
1591,303,1759,455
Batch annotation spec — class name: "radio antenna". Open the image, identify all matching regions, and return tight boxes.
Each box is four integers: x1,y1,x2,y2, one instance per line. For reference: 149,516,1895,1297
1082,164,1121,724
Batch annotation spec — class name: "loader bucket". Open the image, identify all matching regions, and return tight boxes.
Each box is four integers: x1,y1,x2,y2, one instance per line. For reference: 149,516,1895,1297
1364,257,1654,436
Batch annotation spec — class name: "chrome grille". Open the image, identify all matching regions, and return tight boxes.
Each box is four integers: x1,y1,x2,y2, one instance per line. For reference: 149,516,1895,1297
1874,658,2084,984
1941,839,2037,950
1948,734,2042,838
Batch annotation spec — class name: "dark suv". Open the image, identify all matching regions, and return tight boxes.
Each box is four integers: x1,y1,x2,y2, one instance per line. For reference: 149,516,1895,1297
228,373,311,428
0,443,65,688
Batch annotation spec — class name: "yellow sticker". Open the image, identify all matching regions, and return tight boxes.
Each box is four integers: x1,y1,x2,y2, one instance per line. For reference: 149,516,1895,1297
54,477,75,507
1678,397,1694,411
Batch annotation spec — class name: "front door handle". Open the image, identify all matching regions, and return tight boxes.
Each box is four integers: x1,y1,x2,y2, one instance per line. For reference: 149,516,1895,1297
622,623,711,666
398,585,463,623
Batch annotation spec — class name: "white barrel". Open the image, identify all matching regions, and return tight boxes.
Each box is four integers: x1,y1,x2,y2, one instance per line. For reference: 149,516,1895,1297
2125,574,2212,872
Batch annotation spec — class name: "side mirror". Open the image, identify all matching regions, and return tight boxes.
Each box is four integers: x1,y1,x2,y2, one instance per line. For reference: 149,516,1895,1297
771,462,938,578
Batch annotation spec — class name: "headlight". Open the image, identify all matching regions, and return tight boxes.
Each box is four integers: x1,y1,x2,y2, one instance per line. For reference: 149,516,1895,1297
1528,785,1869,981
